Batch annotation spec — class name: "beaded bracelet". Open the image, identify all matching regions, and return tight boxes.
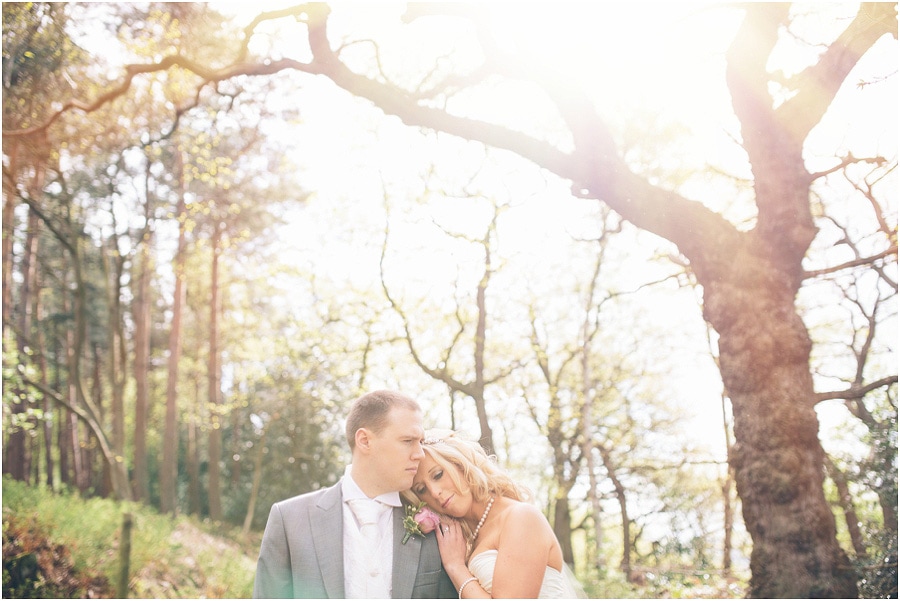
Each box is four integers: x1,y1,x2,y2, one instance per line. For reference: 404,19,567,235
458,576,478,598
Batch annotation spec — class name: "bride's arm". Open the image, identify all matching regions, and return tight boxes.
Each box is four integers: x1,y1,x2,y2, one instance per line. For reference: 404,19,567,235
490,504,557,598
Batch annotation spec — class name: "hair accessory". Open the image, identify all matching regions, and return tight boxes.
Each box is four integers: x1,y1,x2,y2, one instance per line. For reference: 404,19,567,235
422,428,455,446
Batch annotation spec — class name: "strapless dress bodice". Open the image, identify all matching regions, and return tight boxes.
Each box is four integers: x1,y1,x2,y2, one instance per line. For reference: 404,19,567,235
467,550,569,598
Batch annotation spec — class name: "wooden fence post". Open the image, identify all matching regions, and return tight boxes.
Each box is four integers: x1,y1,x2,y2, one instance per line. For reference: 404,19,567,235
117,512,133,598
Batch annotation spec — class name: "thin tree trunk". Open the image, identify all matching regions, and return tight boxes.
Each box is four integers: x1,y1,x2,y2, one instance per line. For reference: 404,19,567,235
580,231,610,577
718,369,735,577
242,428,267,537
471,232,493,456
56,296,71,487
69,412,85,491
132,155,154,503
91,341,108,496
132,233,152,502
230,405,242,487
132,236,151,502
69,226,131,501
1,142,18,339
187,383,201,516
552,492,574,567
35,268,54,489
51,294,69,484
824,455,867,559
65,275,85,489
598,443,632,582
380,202,496,455
207,223,223,522
722,465,735,577
581,407,605,575
103,237,127,497
161,171,187,515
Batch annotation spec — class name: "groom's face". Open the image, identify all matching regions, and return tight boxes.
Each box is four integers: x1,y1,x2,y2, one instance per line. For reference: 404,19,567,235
367,407,426,495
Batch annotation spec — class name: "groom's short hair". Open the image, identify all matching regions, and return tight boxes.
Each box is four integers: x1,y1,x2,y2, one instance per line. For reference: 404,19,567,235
346,390,421,451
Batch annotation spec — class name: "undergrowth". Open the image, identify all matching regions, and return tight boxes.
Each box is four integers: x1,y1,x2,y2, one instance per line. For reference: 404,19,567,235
2,477,255,598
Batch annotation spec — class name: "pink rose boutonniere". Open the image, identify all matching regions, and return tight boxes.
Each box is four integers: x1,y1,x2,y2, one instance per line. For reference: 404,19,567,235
402,502,441,544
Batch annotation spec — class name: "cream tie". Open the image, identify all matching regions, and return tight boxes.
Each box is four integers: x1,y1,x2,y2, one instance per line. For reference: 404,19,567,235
349,498,384,541
347,498,390,597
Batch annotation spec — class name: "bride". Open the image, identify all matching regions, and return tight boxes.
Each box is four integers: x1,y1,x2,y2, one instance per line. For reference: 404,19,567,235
407,430,584,599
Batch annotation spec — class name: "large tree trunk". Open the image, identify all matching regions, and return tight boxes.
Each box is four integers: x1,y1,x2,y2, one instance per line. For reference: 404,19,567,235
699,232,854,596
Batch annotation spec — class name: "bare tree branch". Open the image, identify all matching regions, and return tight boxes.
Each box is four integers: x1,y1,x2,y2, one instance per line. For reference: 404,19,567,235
813,376,898,404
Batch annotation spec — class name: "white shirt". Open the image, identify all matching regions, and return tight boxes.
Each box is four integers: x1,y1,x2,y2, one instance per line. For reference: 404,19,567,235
341,465,401,598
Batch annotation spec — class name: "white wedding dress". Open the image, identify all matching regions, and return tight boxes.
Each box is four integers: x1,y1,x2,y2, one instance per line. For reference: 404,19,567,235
468,550,580,598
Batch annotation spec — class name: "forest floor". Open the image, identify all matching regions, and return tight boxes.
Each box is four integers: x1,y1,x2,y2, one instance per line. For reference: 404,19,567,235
2,478,257,598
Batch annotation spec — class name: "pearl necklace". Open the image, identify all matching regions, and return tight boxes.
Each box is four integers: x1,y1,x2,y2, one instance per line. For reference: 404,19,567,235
471,496,494,540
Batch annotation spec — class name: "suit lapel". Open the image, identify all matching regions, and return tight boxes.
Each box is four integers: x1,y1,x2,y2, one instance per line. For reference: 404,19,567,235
392,506,421,599
311,483,345,599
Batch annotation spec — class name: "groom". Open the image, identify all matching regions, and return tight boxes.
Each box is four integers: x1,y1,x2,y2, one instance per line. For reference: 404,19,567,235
253,390,455,598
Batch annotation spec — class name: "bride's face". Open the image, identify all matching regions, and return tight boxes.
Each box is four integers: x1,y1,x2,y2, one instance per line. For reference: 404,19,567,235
411,453,471,518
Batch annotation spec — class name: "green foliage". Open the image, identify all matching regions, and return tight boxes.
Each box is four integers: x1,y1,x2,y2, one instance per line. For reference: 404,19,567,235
2,477,255,598
2,2,87,129
856,527,898,599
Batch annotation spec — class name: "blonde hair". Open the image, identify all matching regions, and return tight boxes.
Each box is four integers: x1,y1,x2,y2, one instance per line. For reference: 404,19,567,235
405,430,531,539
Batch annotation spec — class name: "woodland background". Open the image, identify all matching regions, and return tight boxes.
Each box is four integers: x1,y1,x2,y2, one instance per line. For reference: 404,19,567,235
2,2,897,598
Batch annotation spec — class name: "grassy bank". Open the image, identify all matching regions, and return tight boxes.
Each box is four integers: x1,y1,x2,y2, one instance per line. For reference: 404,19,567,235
2,477,257,598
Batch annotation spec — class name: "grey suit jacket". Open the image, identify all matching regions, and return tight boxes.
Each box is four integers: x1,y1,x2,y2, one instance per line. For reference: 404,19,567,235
253,479,455,598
